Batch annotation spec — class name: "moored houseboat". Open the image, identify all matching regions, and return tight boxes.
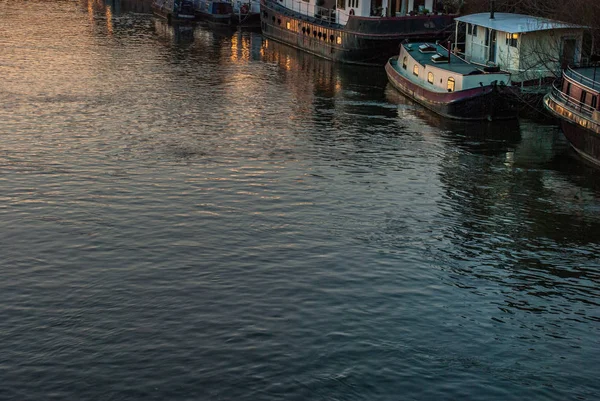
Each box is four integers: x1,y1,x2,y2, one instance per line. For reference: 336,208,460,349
544,66,600,166
385,42,518,120
195,0,235,24
152,0,197,22
453,11,587,93
260,0,455,66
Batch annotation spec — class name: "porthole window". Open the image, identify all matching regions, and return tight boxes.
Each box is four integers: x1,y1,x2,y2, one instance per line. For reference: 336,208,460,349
447,77,455,92
413,64,419,77
427,72,434,84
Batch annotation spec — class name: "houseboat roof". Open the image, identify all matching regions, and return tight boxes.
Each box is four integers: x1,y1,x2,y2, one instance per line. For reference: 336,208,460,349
405,43,486,75
455,13,585,34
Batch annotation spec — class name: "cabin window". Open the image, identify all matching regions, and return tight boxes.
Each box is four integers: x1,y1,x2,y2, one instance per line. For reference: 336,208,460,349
447,77,455,92
506,33,518,47
413,64,419,77
581,90,587,104
427,72,434,84
402,56,407,69
566,82,571,97
337,36,342,44
592,95,598,109
337,0,345,10
467,24,472,35
286,21,291,29
348,0,358,7
472,25,477,37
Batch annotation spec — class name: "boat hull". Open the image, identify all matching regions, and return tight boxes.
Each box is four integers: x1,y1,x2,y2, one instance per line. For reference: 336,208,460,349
196,11,233,24
559,119,600,166
260,0,454,66
231,12,261,28
385,58,518,121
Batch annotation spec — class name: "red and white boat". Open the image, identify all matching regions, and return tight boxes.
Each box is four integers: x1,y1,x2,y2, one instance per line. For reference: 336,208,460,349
385,42,518,120
544,66,600,166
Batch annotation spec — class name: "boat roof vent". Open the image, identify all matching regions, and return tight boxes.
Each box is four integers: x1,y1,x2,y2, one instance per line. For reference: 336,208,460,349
431,53,449,63
419,44,437,53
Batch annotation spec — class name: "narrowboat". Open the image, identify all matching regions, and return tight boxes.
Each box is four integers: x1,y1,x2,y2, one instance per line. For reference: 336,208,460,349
385,42,518,120
544,66,600,166
259,0,455,66
152,0,197,22
195,0,234,24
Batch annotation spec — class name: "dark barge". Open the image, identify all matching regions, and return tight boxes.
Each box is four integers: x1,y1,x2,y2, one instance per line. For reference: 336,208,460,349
260,0,455,66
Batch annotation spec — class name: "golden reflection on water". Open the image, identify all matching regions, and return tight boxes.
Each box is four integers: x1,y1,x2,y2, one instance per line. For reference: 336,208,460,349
106,4,113,35
87,0,94,23
229,33,252,64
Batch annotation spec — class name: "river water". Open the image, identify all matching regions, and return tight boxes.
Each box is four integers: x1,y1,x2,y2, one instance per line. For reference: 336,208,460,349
1,1,599,400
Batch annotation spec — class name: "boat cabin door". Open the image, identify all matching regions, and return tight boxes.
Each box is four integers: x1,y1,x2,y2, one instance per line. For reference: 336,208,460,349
561,38,577,68
486,29,497,63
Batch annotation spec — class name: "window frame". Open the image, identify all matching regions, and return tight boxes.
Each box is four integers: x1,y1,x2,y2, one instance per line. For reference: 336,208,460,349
447,77,455,92
427,71,434,84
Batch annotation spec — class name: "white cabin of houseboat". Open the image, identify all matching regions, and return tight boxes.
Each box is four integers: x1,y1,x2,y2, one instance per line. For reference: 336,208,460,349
398,42,511,93
277,0,443,26
453,13,587,87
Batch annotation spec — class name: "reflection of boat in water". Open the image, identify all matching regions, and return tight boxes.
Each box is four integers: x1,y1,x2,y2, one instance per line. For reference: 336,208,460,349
386,42,518,121
544,66,600,167
152,0,196,23
154,17,195,43
259,0,455,66
385,84,522,155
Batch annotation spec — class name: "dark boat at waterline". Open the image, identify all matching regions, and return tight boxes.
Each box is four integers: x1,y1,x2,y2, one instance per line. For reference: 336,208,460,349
385,42,518,121
259,0,454,66
152,0,196,22
544,66,600,166
195,0,235,24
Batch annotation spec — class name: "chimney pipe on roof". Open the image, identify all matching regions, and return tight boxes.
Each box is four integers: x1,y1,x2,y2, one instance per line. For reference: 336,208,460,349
490,0,495,19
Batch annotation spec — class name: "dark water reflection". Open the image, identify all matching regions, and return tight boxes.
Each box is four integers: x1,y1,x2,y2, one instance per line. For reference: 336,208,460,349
1,1,599,400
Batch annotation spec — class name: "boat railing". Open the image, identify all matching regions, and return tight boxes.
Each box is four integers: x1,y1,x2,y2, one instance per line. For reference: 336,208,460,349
549,82,596,117
565,66,600,91
278,0,338,24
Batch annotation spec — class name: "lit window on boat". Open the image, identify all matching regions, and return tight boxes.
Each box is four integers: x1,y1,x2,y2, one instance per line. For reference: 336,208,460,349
286,21,290,29
447,77,455,92
337,0,345,10
402,56,407,69
337,36,342,44
428,72,434,84
506,32,518,47
413,65,419,77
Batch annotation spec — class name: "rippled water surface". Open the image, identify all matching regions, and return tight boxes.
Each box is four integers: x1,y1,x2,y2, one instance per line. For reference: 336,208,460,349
1,1,599,400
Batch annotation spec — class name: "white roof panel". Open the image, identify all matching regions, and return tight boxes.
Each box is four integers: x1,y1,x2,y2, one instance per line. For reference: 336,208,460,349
455,13,585,34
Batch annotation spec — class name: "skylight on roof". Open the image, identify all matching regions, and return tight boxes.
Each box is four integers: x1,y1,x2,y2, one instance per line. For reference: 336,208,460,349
419,44,437,53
